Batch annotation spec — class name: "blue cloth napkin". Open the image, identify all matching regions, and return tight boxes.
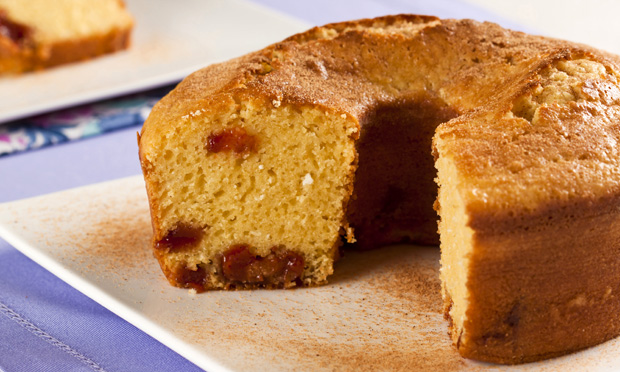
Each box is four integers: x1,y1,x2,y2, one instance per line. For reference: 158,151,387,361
0,85,175,157
0,243,200,372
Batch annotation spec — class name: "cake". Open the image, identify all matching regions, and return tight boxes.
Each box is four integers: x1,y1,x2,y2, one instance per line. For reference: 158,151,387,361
138,15,620,364
0,0,133,74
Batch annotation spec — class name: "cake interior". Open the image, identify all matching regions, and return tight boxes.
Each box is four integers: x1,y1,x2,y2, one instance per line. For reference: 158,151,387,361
146,100,358,289
347,95,458,249
144,91,466,291
435,153,473,348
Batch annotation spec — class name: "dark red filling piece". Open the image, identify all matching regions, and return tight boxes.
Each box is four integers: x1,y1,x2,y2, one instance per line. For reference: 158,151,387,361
206,128,258,156
0,11,31,45
221,244,304,285
175,265,208,293
156,224,203,252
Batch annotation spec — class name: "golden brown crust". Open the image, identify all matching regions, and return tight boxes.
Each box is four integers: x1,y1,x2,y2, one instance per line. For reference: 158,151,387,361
0,26,131,74
0,35,26,73
459,196,620,363
142,16,574,141
435,50,620,218
39,27,131,69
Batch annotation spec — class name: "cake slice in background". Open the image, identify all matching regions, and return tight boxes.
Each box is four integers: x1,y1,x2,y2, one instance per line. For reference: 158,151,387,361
0,0,133,74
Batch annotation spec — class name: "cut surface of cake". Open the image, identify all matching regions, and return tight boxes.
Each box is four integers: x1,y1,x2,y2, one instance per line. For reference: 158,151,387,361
0,0,133,74
139,15,620,364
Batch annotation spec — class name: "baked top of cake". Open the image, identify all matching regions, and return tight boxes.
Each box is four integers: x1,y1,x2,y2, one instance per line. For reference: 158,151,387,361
139,14,620,365
147,14,620,218
0,0,133,74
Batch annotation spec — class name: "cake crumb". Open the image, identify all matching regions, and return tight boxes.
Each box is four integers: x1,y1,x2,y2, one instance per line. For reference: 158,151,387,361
302,173,314,186
346,126,359,136
272,100,281,107
188,288,197,295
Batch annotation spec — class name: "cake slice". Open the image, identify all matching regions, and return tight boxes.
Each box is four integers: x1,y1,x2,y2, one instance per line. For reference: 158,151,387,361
0,0,133,74
139,85,358,290
435,57,620,363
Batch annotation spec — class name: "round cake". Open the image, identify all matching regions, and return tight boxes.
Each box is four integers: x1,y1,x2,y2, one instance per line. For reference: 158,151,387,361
138,15,620,364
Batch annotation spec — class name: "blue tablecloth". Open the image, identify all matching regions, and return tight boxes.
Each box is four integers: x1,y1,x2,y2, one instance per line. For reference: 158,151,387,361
0,1,529,371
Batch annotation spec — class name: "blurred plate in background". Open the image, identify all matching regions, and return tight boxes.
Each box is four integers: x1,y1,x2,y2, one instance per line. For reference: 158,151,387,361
0,0,309,124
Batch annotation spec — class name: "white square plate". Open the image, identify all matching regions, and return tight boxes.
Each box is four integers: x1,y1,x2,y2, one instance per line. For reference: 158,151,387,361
0,0,309,124
0,176,619,371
